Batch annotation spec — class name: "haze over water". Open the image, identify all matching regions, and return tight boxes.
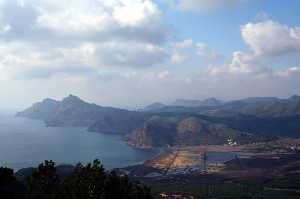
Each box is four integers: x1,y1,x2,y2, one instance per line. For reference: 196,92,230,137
0,112,158,170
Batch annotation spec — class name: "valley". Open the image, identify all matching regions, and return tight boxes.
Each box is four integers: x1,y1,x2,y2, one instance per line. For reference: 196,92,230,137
122,139,300,199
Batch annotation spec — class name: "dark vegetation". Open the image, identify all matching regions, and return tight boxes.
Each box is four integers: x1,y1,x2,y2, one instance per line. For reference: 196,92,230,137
2,159,300,199
127,115,266,148
146,173,300,199
0,160,153,199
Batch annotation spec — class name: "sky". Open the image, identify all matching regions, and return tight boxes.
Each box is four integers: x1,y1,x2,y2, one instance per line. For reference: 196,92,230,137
0,0,300,110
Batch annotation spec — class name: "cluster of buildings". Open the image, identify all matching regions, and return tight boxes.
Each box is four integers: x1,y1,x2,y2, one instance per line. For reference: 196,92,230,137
227,138,237,146
159,192,195,199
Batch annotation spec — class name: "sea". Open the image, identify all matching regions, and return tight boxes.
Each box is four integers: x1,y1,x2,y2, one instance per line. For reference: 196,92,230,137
0,112,158,171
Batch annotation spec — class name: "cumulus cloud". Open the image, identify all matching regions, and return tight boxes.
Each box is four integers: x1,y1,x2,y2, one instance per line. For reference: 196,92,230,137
171,38,223,65
275,67,300,77
113,0,160,27
171,52,188,64
174,38,194,49
208,20,300,78
94,41,168,68
157,70,170,80
208,51,272,77
196,43,224,62
0,0,170,79
241,20,300,58
33,0,165,41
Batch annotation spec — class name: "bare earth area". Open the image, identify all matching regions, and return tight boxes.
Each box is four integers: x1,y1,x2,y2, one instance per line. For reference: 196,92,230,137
144,138,300,173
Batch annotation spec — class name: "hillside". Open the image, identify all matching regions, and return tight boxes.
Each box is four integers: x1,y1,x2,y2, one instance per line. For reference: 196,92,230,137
16,98,60,120
142,102,166,111
222,95,300,118
127,115,261,148
17,95,149,134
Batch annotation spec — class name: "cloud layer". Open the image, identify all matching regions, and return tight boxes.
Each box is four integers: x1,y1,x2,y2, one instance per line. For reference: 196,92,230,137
0,0,300,109
0,0,170,79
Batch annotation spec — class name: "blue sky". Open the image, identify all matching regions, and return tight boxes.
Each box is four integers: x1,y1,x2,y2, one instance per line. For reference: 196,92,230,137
0,0,300,109
161,0,300,56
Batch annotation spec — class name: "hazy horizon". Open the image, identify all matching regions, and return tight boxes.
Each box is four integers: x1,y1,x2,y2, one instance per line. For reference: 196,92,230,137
1,0,300,110
1,93,299,112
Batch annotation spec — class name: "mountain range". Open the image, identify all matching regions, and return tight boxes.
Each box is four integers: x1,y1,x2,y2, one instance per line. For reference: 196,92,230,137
171,97,223,107
143,97,223,112
142,96,300,118
17,95,300,148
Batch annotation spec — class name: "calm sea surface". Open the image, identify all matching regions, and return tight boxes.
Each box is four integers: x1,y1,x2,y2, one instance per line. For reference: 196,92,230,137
0,112,158,171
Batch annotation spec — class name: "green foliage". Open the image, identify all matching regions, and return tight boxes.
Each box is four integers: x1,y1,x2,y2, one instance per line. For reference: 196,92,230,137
0,167,16,186
24,160,60,199
61,160,106,199
61,160,153,199
0,167,21,199
0,160,154,199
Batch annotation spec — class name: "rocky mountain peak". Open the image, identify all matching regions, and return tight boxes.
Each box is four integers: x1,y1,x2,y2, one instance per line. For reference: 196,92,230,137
62,95,84,104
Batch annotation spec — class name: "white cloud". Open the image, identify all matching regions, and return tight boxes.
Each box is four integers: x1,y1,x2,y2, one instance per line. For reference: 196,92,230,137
275,67,300,77
0,0,170,80
0,40,95,79
171,39,223,64
208,51,271,77
113,0,160,27
0,24,10,33
174,38,194,49
158,70,170,80
35,0,161,33
36,7,110,34
228,51,261,74
171,52,188,64
209,20,300,78
93,41,167,68
242,20,300,57
196,43,223,62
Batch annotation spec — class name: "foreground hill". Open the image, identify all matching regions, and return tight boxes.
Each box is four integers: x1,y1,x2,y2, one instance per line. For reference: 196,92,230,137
0,160,153,199
127,115,265,148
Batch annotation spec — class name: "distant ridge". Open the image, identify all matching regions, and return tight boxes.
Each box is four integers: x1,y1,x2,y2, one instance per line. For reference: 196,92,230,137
172,97,223,107
141,95,300,118
17,94,300,147
143,102,166,111
16,98,60,120
140,97,223,112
